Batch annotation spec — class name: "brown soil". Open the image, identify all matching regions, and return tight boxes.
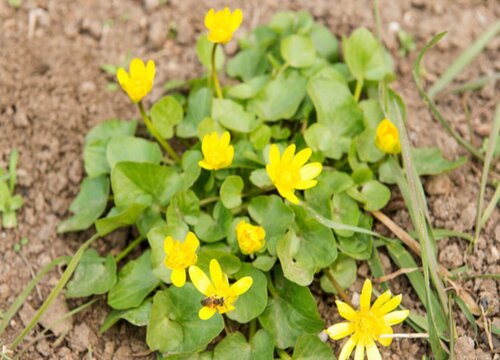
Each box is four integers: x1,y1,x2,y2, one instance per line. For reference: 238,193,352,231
1,0,499,359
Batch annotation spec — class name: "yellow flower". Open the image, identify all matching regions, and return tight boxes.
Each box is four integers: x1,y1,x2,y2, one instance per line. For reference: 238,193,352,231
236,221,266,255
198,131,234,171
188,259,253,320
163,232,200,287
266,144,322,204
375,119,401,154
205,7,243,44
116,58,155,103
326,279,410,360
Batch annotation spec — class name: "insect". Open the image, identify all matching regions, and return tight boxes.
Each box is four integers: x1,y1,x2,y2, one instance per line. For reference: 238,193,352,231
201,296,226,308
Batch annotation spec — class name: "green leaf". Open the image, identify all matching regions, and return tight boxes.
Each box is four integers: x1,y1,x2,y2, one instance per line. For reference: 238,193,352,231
336,213,373,260
227,75,270,100
320,254,357,294
252,255,276,272
108,250,160,310
167,190,200,226
57,176,109,233
249,169,272,188
111,162,181,208
66,249,116,298
258,268,324,349
343,27,391,81
277,206,337,286
177,87,213,138
379,147,466,184
150,96,184,139
269,11,296,34
304,123,347,160
85,119,137,143
196,249,242,276
227,48,269,81
213,330,274,360
281,35,317,68
248,195,294,255
100,299,152,334
331,192,360,237
247,72,307,122
181,150,202,190
195,202,233,243
250,125,272,150
212,99,259,133
360,99,384,129
83,120,138,177
146,285,224,354
106,136,162,168
305,170,354,217
310,24,339,62
220,176,244,209
292,334,335,360
360,180,391,211
355,128,384,163
196,35,224,70
95,201,150,236
227,264,268,323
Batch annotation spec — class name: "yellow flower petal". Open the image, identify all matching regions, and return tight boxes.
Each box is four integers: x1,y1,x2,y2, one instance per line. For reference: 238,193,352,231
188,265,214,296
383,310,409,325
282,144,296,163
204,9,215,29
198,160,214,170
378,325,393,346
230,276,253,296
360,279,373,312
366,339,382,360
295,179,318,190
269,144,281,164
300,163,322,181
230,9,243,31
226,145,234,165
171,268,186,287
336,301,357,321
209,259,226,291
378,294,402,315
339,337,356,360
354,341,365,360
284,191,300,204
116,68,129,88
146,60,156,82
371,290,392,312
184,231,200,253
199,306,217,320
326,322,354,340
220,131,231,148
163,236,174,255
129,58,145,78
292,148,312,167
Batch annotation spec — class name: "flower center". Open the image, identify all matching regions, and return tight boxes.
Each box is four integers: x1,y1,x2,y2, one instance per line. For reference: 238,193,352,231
275,167,299,190
165,244,195,269
353,311,383,341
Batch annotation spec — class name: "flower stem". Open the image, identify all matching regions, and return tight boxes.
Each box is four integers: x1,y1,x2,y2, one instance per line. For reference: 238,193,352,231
115,235,145,263
379,333,429,339
211,43,223,99
138,102,180,163
354,78,363,102
248,319,257,340
277,349,292,360
323,269,354,308
265,273,279,299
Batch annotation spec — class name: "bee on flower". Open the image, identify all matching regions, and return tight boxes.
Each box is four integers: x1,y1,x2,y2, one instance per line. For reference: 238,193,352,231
188,259,253,320
266,144,322,204
116,58,155,103
163,232,200,287
326,279,410,360
236,220,266,255
198,131,234,171
205,7,243,44
375,119,401,154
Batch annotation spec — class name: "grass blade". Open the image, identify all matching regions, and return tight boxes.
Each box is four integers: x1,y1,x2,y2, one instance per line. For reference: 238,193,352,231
479,182,500,228
428,21,500,98
413,33,484,161
448,73,500,95
0,256,70,336
8,150,18,194
453,294,478,339
8,233,100,350
473,104,500,246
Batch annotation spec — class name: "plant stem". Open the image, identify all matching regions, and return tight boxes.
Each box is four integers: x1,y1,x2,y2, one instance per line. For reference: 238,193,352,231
379,333,429,339
277,349,292,360
211,44,223,99
138,102,180,163
115,236,145,263
9,233,100,349
323,269,354,308
354,78,363,102
265,273,279,299
248,319,257,340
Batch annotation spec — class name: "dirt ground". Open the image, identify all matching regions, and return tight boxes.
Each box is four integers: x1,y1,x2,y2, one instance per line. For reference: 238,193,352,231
0,0,499,359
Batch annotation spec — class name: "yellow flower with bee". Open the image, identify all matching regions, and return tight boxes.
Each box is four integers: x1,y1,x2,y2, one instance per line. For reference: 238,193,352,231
163,232,199,287
188,259,253,320
116,58,155,103
326,279,409,360
375,119,401,154
266,144,322,204
204,7,243,44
